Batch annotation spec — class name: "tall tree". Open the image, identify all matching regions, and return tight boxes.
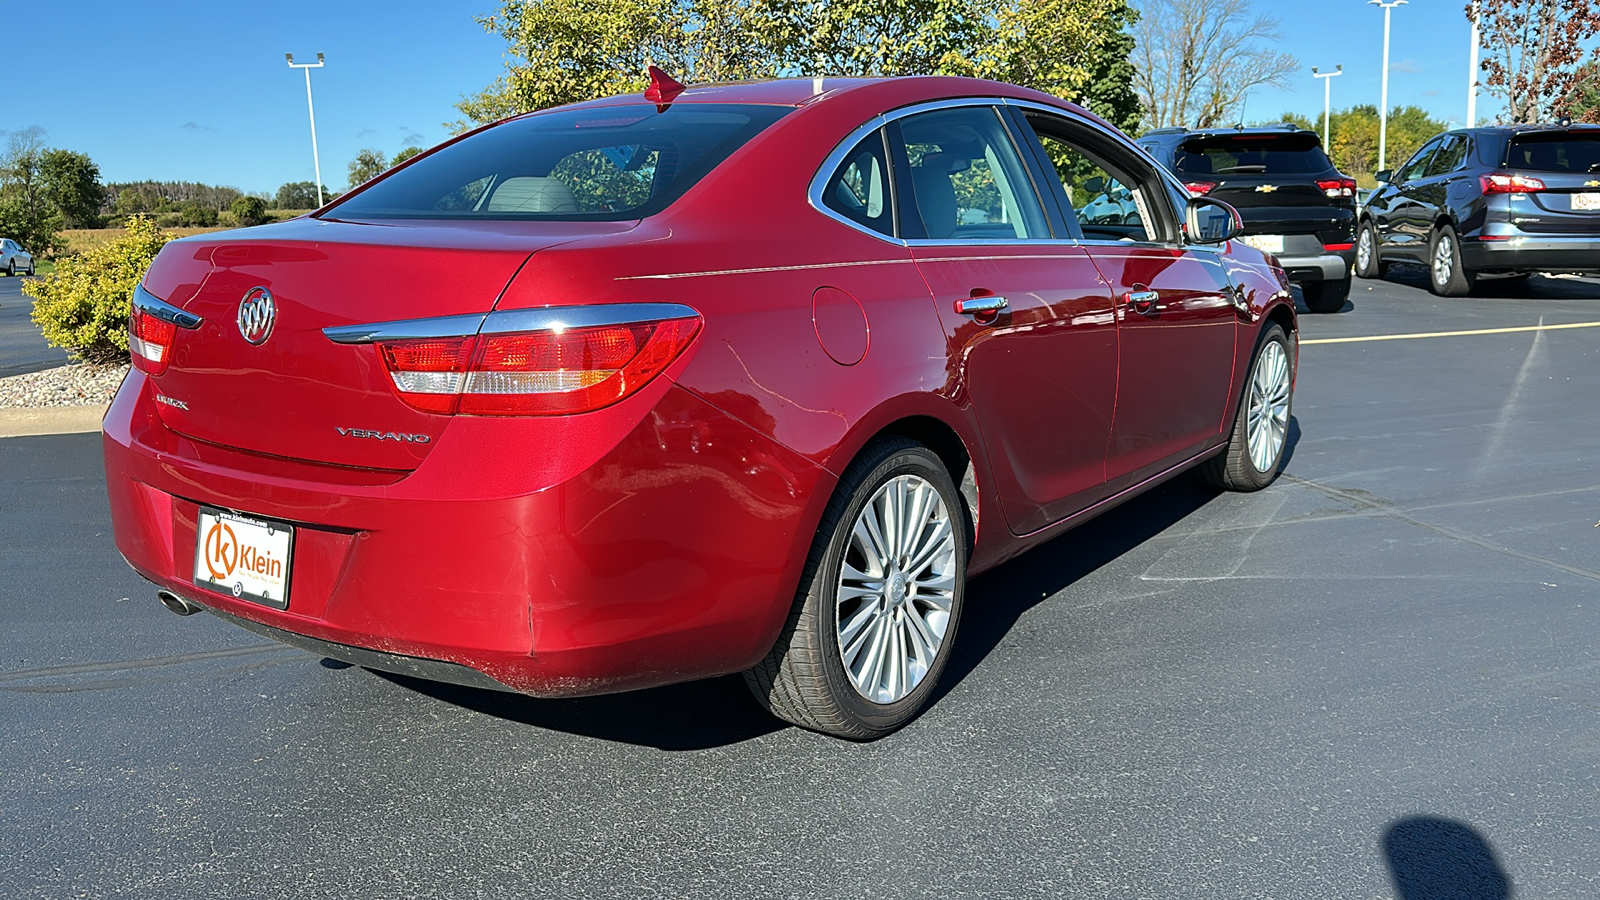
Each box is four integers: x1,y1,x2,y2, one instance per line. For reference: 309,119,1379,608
1469,0,1600,123
0,127,64,256
348,149,389,188
1130,0,1298,130
391,146,424,166
40,149,105,229
275,181,332,210
454,0,1142,133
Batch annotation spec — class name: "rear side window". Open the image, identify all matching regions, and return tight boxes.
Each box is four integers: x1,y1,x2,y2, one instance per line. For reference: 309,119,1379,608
1424,135,1469,177
894,105,1050,241
1173,134,1332,175
822,130,895,237
326,103,790,221
1506,132,1600,173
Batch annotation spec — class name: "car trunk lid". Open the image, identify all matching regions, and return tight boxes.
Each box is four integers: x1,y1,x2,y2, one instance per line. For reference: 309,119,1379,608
140,216,636,471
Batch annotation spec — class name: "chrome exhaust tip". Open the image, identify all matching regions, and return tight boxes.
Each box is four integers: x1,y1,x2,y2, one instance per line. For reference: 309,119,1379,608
157,590,204,616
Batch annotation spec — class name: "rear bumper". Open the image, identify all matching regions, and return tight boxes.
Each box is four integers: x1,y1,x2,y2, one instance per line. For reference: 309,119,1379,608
1277,250,1354,283
103,368,831,697
1462,235,1600,273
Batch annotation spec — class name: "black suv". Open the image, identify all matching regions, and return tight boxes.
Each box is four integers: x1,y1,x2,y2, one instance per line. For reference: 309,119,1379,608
1357,124,1600,296
1139,126,1357,313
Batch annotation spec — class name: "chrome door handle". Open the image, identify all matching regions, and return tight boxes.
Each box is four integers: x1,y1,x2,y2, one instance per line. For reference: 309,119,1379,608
1123,290,1160,315
955,296,1009,315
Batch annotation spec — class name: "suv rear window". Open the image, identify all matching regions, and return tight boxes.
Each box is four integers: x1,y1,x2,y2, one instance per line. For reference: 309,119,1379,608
1505,132,1600,173
326,103,790,221
1172,134,1332,175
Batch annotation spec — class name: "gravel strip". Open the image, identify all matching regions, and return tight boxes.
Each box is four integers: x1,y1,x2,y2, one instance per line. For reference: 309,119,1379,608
0,362,129,408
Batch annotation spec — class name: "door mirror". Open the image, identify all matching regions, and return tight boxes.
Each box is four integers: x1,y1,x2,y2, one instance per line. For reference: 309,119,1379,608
1375,169,1393,184
1083,176,1105,194
1185,198,1242,244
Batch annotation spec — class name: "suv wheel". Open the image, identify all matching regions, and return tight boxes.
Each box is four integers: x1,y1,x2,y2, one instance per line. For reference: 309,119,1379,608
1429,224,1476,297
1354,221,1386,279
1302,277,1350,314
745,437,965,740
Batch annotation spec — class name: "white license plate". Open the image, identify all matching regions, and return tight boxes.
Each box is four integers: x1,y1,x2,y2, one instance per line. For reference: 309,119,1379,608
1239,234,1284,253
1571,193,1600,211
194,507,294,609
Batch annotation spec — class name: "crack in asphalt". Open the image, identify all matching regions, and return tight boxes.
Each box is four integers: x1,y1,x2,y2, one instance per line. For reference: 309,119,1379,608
0,643,292,684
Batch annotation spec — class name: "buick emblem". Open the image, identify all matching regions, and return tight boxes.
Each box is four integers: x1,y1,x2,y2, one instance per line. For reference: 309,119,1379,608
237,287,276,345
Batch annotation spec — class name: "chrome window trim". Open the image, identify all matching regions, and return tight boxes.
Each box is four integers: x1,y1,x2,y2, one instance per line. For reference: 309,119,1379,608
807,113,900,246
323,303,699,344
132,284,203,330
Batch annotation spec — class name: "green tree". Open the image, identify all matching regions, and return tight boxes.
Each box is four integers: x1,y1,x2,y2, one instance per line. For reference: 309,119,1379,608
348,148,388,188
454,0,1142,133
0,127,64,257
275,181,330,209
114,187,153,215
231,195,269,227
24,216,177,362
392,146,424,166
177,201,218,227
39,149,105,228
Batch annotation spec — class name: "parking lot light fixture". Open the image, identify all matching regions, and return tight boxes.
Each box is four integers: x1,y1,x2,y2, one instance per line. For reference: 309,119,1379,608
286,52,327,208
1312,66,1343,148
1369,0,1407,172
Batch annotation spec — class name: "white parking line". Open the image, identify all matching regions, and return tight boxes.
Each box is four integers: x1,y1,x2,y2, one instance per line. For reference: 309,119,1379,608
1301,320,1600,345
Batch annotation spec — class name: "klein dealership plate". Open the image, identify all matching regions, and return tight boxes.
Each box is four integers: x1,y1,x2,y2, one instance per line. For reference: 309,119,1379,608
1239,234,1285,253
193,507,294,609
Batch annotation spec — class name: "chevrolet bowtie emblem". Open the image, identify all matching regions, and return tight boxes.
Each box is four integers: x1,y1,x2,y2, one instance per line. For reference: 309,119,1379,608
1586,180,1600,187
1255,185,1279,193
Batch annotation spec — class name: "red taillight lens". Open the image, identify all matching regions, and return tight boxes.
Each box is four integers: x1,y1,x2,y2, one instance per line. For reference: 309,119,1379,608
1184,181,1216,196
129,305,177,376
375,317,701,416
1480,173,1546,194
1316,178,1357,199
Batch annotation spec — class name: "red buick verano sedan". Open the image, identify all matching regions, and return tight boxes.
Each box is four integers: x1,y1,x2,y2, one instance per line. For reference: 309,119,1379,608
104,74,1295,739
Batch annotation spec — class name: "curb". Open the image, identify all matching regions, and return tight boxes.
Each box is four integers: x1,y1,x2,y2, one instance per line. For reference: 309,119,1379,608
0,404,109,438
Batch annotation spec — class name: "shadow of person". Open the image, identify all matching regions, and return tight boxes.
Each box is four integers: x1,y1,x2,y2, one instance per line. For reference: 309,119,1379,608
1383,815,1511,899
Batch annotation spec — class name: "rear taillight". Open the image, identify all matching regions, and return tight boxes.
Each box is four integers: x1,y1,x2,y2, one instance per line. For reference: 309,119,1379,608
129,305,177,376
1184,181,1216,197
1481,173,1546,194
1316,178,1357,199
375,315,701,416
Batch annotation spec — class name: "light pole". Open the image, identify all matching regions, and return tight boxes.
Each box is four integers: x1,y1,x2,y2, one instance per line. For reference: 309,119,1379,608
1312,66,1343,148
1467,0,1480,127
286,52,326,207
1369,0,1407,173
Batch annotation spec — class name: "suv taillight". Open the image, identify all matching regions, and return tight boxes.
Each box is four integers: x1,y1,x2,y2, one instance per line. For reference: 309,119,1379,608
1481,173,1546,194
129,304,177,376
1184,181,1216,197
1316,178,1357,199
375,316,702,416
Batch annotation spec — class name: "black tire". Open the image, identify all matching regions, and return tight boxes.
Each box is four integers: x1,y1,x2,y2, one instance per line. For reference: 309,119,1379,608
1428,224,1476,297
745,437,967,740
24,261,34,276
1301,277,1350,314
1201,323,1293,492
4,261,13,277
1353,220,1386,279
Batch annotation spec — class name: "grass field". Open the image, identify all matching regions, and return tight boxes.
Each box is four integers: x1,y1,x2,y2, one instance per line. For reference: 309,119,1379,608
58,210,317,256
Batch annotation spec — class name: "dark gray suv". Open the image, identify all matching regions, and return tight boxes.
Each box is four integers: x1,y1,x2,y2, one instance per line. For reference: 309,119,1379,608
1139,125,1357,313
1357,124,1600,296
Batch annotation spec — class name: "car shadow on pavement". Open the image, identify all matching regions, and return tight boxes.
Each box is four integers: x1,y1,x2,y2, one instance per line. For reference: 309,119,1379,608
1383,815,1511,899
371,669,786,750
930,416,1302,708
369,417,1301,750
1379,263,1600,301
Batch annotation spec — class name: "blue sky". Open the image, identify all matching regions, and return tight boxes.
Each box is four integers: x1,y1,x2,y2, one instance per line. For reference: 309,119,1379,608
4,1,1489,196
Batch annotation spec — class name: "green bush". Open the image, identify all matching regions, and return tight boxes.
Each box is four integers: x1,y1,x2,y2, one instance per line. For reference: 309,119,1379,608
24,216,176,363
231,195,269,227
176,201,218,227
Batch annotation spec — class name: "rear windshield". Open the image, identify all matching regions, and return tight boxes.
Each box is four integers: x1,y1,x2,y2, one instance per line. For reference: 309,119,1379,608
325,103,791,221
1505,132,1600,173
1172,134,1332,175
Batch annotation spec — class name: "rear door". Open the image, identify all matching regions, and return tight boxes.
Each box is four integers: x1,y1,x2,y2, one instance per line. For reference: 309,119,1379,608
890,103,1120,535
1501,130,1600,235
1014,108,1238,490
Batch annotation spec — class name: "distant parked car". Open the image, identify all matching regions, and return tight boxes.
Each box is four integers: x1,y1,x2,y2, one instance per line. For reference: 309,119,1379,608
1,238,35,276
1357,123,1600,295
1139,125,1357,313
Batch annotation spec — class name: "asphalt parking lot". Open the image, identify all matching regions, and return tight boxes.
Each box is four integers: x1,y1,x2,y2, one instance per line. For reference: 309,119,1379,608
5,265,1600,898
0,277,69,378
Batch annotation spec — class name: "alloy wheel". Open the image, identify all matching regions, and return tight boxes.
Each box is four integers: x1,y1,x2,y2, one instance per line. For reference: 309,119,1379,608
1356,228,1373,271
1432,234,1455,287
836,473,957,705
1246,340,1291,473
